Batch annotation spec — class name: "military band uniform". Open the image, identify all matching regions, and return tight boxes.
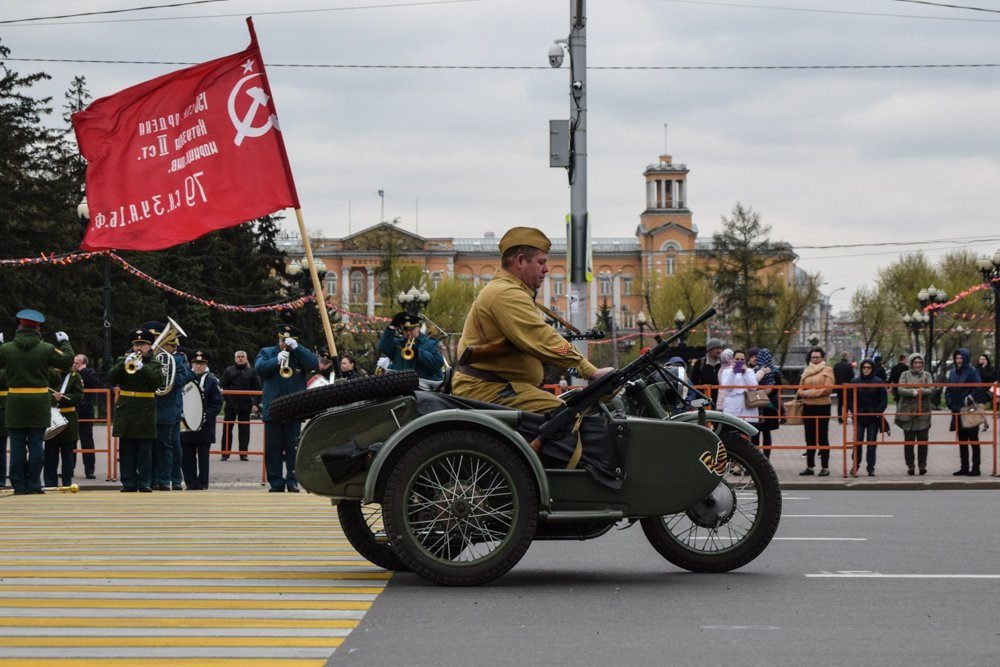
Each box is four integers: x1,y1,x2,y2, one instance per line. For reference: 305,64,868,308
180,351,223,490
44,368,83,488
453,228,600,414
256,325,318,492
108,329,162,492
0,311,74,495
0,367,8,489
377,322,444,382
151,338,193,491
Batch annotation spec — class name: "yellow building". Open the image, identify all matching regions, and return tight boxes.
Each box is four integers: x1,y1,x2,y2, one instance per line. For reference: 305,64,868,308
296,152,799,336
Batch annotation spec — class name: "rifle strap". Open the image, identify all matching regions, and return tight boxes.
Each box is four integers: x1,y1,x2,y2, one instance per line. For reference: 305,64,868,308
566,412,585,470
535,301,580,334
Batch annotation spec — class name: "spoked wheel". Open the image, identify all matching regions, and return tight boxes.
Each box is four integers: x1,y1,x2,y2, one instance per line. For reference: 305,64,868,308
337,501,409,572
641,430,781,572
383,430,539,586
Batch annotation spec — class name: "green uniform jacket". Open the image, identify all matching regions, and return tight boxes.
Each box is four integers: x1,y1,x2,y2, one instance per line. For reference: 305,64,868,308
49,369,84,445
0,369,8,437
0,329,74,429
107,355,162,439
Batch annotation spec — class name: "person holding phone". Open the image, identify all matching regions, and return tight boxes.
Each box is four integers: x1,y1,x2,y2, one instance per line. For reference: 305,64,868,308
717,349,760,426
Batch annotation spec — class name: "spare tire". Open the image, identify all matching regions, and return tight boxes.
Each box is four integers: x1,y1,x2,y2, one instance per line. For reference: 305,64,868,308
268,370,420,422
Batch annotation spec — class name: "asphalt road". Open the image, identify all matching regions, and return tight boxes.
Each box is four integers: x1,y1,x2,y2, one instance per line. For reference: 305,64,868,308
332,490,1000,667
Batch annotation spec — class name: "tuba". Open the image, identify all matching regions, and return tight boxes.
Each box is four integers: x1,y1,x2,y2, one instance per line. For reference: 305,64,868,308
151,317,186,396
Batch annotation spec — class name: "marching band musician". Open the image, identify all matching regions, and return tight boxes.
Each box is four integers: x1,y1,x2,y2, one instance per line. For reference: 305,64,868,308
306,346,336,389
0,359,7,491
255,324,318,493
0,310,73,495
143,321,194,492
180,350,222,490
377,313,444,383
44,365,84,489
107,327,162,493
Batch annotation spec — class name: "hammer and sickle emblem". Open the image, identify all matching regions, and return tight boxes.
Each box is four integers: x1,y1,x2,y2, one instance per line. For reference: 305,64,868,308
228,73,279,146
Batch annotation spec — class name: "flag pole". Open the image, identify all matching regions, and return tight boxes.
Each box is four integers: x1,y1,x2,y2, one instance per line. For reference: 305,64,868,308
295,207,338,359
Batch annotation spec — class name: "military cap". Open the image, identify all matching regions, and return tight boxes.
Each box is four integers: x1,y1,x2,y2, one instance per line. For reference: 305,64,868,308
275,323,303,339
190,350,210,364
401,313,424,329
498,227,551,255
130,328,155,344
316,346,333,361
16,309,45,328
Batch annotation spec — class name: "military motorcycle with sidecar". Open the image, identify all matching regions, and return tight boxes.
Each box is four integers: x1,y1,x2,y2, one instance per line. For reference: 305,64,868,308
269,308,781,586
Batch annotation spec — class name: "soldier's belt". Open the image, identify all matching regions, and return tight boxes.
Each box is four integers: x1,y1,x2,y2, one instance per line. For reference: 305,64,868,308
59,407,76,413
9,387,49,394
119,391,155,398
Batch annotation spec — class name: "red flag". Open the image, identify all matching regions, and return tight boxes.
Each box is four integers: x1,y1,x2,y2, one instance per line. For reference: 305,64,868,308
74,18,299,251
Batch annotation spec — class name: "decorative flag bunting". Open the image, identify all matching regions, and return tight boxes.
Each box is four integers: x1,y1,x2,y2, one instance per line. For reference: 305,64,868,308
73,18,298,251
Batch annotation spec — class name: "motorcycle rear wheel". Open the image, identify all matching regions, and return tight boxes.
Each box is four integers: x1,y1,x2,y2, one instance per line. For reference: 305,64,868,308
641,430,781,572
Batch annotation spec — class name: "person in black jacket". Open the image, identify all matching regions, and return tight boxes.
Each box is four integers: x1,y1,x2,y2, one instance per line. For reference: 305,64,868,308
976,353,996,388
690,338,724,404
887,353,909,402
72,354,102,479
847,359,887,476
832,352,854,424
219,350,260,461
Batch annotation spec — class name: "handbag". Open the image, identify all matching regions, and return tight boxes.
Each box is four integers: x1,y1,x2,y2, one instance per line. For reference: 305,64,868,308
744,388,772,409
959,395,987,430
782,398,804,426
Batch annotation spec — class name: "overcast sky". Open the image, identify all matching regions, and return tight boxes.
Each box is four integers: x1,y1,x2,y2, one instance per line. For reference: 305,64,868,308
4,0,1000,312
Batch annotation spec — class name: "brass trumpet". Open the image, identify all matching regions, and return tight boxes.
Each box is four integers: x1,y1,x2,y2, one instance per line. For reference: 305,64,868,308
279,353,294,378
401,339,416,361
124,352,143,374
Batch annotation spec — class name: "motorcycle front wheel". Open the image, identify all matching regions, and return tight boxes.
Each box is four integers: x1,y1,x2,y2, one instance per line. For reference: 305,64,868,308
641,430,781,572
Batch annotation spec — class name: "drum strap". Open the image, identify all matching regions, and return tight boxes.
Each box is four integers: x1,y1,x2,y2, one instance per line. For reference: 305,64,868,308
120,391,155,398
59,374,71,394
59,407,76,413
9,387,48,394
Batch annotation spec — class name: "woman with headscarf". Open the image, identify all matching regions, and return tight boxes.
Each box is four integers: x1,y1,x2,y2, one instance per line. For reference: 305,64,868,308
895,352,934,475
945,347,984,476
752,347,782,458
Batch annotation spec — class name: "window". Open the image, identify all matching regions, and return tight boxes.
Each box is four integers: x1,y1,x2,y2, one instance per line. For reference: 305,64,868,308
622,309,634,328
664,256,676,276
551,274,565,297
599,275,611,296
622,276,634,295
458,273,473,285
325,272,337,296
350,270,364,299
481,272,492,285
431,272,442,290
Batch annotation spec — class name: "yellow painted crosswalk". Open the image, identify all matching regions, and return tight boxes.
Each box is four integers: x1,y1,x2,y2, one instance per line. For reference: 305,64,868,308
0,491,391,664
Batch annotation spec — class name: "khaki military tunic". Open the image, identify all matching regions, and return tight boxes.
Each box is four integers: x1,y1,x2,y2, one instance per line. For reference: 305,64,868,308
453,269,598,413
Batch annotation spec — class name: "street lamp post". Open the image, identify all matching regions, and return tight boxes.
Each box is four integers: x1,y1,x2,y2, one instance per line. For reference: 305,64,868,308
918,285,947,374
396,285,431,321
77,195,114,379
674,309,687,346
977,249,1000,367
637,310,646,350
902,309,929,354
286,257,328,347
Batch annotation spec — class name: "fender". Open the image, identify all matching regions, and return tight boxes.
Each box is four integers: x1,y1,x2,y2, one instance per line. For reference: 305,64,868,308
363,408,551,508
672,409,759,437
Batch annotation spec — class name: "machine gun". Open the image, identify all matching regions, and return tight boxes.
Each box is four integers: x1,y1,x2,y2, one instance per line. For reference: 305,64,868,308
528,307,716,452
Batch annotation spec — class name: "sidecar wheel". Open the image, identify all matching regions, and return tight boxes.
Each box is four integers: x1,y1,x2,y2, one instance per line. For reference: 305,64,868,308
641,431,781,572
268,370,419,422
337,501,409,572
383,430,538,586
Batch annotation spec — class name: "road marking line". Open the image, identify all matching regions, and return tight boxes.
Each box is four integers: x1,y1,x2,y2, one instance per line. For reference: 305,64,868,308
781,514,892,518
806,572,1000,579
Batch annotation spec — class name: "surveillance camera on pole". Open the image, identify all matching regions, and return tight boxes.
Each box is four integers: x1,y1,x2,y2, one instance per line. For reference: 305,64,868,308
548,41,566,68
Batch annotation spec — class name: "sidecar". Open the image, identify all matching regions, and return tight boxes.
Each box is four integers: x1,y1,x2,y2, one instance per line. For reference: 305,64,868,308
272,369,781,586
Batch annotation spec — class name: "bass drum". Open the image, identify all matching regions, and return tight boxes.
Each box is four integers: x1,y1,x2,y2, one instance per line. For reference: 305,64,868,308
180,381,205,432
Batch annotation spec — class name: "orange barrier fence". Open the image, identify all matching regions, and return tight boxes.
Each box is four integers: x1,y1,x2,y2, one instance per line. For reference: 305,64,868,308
701,382,998,477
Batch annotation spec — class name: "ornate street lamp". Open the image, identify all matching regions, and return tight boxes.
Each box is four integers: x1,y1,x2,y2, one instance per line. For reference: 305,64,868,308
902,308,929,354
977,249,1000,367
285,257,328,346
674,309,687,346
396,285,430,320
78,195,114,380
637,309,647,350
917,285,947,373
